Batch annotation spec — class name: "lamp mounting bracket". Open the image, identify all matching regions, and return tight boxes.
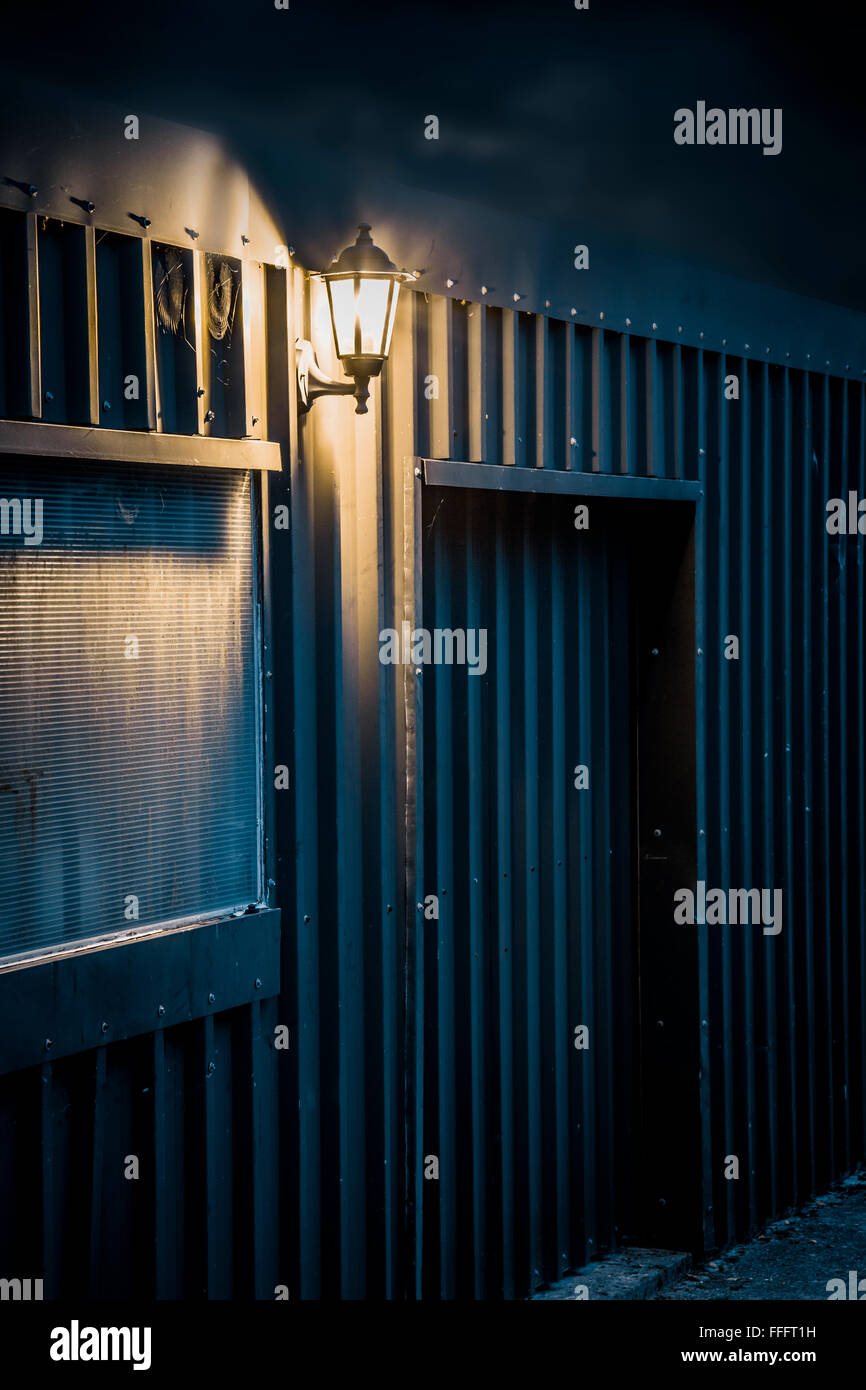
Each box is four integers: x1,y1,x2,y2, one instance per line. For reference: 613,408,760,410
296,338,369,415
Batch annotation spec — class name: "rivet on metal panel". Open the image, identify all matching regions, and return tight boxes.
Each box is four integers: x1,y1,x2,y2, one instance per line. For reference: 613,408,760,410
599,312,605,320
570,307,577,316
825,360,830,368
722,338,727,346
570,437,577,446
513,293,521,302
417,903,423,912
699,331,704,339
44,1038,53,1051
765,347,771,354
415,667,422,676
545,300,551,308
414,467,422,477
255,978,262,990
651,647,659,656
208,992,216,1004
699,447,705,455
446,279,455,288
659,1198,666,1206
806,354,811,360
386,905,392,914
653,829,662,838
677,326,683,334
157,1004,165,1016
651,322,658,331
102,401,111,411
44,391,53,402
656,1020,664,1028
702,1020,708,1028
697,648,703,656
481,286,488,295
699,829,705,837
303,914,311,923
101,1022,109,1034
744,343,750,351
207,1061,216,1075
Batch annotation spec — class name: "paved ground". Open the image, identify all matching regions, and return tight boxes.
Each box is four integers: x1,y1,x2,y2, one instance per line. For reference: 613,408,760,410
654,1167,866,1301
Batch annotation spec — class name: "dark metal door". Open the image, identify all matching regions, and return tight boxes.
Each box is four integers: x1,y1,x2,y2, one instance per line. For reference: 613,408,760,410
411,486,638,1299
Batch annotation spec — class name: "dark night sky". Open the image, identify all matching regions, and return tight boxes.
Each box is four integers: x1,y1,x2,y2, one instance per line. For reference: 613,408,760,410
4,0,864,310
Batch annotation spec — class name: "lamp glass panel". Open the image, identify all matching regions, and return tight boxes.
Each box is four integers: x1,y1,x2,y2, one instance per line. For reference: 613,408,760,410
357,277,391,355
328,278,357,358
382,283,401,356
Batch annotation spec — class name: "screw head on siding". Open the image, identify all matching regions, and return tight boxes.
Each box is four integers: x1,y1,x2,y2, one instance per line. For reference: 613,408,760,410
599,311,605,320
570,307,577,316
651,322,658,332
656,1019,664,1028
446,278,455,288
722,338,727,346
625,317,631,326
207,1061,216,1075
651,647,659,656
303,914,311,923
44,1038,53,1051
101,1022,109,1035
659,1197,666,1206
481,285,488,295
415,667,422,676
44,391,53,402
255,977,262,990
653,828,662,837
208,992,216,1004
744,343,750,351
677,325,682,334
157,1004,165,1016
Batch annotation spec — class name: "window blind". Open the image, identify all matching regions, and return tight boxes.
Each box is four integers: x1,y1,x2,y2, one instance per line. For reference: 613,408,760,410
0,460,261,961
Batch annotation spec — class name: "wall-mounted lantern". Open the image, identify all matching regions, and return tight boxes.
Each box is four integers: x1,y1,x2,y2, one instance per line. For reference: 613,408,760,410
297,224,415,416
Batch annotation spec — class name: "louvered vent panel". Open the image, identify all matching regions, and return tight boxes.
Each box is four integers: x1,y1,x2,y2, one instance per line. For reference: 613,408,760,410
0,460,261,960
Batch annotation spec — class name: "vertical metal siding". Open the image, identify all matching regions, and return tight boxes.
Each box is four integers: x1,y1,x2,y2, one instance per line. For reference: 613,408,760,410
4,193,866,1303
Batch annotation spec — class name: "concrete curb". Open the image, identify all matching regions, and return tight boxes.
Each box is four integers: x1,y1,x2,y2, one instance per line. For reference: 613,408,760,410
532,1248,692,1301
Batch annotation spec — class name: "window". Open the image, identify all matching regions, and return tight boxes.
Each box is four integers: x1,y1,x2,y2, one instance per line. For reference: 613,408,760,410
0,459,262,962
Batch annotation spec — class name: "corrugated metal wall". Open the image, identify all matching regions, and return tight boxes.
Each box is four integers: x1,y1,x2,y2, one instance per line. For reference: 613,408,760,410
279,274,866,1296
2,176,865,1300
